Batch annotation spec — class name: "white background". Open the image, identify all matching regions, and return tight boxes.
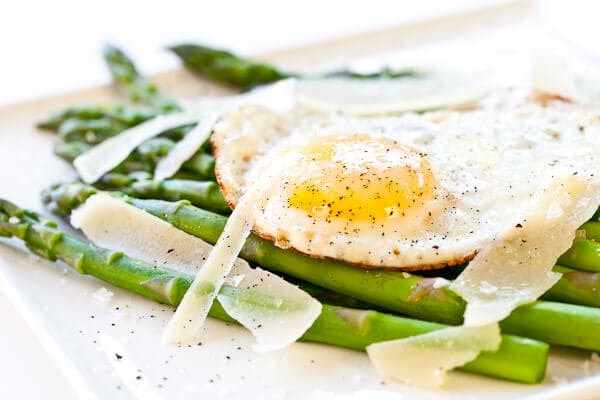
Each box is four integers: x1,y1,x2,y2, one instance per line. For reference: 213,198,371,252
0,0,599,398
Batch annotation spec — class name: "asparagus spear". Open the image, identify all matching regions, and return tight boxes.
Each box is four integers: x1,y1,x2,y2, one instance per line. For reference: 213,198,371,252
103,44,180,112
57,117,129,144
581,221,600,241
170,44,420,90
0,198,548,383
53,142,91,163
42,176,229,216
558,238,600,272
40,186,600,351
37,104,156,132
542,265,600,307
170,44,295,90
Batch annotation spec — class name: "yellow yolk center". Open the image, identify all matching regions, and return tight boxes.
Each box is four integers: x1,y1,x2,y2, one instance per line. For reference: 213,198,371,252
288,134,438,223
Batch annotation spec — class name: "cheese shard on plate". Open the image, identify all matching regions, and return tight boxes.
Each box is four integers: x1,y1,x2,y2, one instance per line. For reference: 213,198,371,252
161,189,256,344
295,69,491,115
74,112,199,183
153,111,220,181
218,266,322,352
451,174,600,326
366,324,501,387
71,193,320,349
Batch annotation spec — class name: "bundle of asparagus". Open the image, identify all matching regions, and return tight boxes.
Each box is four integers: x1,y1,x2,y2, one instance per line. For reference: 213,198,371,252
2,44,600,386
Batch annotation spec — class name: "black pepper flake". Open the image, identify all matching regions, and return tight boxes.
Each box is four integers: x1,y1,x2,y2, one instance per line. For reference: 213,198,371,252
115,353,123,360
167,248,174,253
136,376,142,380
515,223,523,228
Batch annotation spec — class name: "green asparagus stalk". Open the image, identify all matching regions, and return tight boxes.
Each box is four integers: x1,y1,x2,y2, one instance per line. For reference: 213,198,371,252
0,198,548,383
39,186,600,351
57,117,129,144
42,176,229,215
170,44,295,90
542,265,600,307
558,238,600,272
581,221,600,241
103,44,179,112
53,142,91,163
97,174,228,213
170,44,419,90
37,104,156,132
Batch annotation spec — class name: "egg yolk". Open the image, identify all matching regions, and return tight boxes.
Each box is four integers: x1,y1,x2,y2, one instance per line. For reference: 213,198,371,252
287,134,438,223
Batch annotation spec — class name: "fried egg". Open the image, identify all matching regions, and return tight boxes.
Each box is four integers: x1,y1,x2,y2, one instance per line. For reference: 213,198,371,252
212,104,599,270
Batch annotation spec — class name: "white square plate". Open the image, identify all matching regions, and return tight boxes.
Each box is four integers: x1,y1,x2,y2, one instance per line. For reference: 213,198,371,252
1,2,599,398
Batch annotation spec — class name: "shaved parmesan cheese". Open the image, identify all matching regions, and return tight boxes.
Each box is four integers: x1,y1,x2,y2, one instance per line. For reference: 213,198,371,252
451,174,600,326
154,79,296,181
162,190,255,343
366,324,500,387
153,112,220,181
218,266,321,352
71,193,320,349
74,112,199,183
295,70,490,115
71,192,213,276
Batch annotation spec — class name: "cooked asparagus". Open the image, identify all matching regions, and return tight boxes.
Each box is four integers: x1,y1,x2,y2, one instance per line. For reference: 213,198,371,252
39,186,600,352
0,198,548,383
170,43,419,90
103,44,179,112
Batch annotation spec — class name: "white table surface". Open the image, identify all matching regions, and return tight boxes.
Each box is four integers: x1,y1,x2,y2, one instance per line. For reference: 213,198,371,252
1,1,598,398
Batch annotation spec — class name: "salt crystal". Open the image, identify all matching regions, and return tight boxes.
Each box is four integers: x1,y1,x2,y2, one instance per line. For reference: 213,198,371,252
401,272,411,279
92,287,114,303
8,216,20,224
